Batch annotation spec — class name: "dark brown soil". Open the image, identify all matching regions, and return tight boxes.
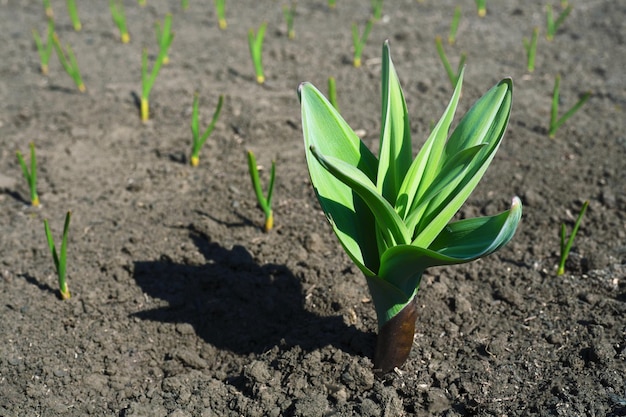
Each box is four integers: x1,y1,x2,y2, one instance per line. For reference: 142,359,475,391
1,1,625,416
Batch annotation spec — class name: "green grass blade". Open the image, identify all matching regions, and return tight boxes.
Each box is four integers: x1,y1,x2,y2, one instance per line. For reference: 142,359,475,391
435,36,455,86
557,200,588,275
191,93,200,150
58,211,71,291
199,95,224,145
266,161,276,208
551,91,591,137
44,219,60,273
328,76,338,111
247,150,269,214
549,74,561,136
448,5,462,45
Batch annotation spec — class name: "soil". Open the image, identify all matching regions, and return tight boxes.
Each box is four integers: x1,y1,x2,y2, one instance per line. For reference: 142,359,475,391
1,0,625,416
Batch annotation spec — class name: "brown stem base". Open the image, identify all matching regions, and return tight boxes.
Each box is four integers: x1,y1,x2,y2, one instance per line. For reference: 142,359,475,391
373,296,417,375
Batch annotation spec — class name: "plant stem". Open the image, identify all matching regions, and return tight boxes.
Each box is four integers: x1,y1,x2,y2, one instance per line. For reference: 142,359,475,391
43,0,53,18
546,3,572,41
190,94,224,166
374,294,417,374
44,211,72,300
215,0,226,29
475,0,486,17
549,74,591,138
352,19,373,68
66,0,81,31
523,27,539,73
283,2,296,40
51,33,86,92
448,5,462,45
141,47,167,122
248,22,267,84
16,142,40,207
155,14,174,64
247,150,275,232
435,36,465,87
110,0,130,43
557,201,589,275
33,20,55,75
371,0,383,20
328,0,336,9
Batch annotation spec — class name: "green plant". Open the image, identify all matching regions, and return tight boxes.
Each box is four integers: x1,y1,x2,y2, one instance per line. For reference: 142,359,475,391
557,200,588,275
66,0,81,31
248,22,267,84
299,41,521,373
140,47,167,122
44,211,72,300
215,0,227,30
546,3,572,41
523,27,539,73
247,150,276,232
371,0,383,20
448,5,462,45
110,0,130,43
475,0,486,17
549,74,591,138
138,0,146,5
155,14,175,64
352,19,374,68
328,76,338,111
16,142,40,207
43,0,53,18
283,2,296,40
181,0,189,10
190,93,224,167
33,19,55,75
51,33,86,92
328,0,336,9
435,35,466,87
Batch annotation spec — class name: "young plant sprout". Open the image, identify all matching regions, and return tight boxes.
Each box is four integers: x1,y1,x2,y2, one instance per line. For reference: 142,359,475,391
448,5,462,45
549,74,591,138
16,142,40,207
283,2,296,40
557,200,589,275
435,36,466,87
351,19,374,68
66,0,81,31
181,0,189,11
247,150,276,232
33,19,55,75
371,0,383,21
475,0,486,17
248,22,267,84
51,33,86,92
523,27,539,73
190,93,224,167
140,47,167,122
43,0,53,18
215,0,227,30
328,76,339,111
155,14,174,64
44,211,72,300
299,41,521,373
138,0,146,5
546,3,572,41
110,0,130,44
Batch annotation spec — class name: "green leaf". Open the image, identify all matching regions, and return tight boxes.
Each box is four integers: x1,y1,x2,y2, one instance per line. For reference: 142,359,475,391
378,40,412,207
310,146,410,248
300,82,379,274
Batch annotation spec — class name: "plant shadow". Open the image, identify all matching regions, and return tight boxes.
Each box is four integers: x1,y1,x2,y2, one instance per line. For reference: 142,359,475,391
132,228,372,357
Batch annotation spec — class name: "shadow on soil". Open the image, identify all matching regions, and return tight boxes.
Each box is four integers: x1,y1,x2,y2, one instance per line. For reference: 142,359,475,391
132,228,372,357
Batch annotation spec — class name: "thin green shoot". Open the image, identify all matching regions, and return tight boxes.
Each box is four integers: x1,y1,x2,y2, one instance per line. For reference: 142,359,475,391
561,0,568,7
44,211,72,300
248,22,267,84
352,19,374,68
51,33,86,92
215,0,227,30
522,27,539,73
475,0,486,17
190,93,224,167
155,14,174,64
33,19,55,75
43,0,53,18
66,0,81,31
16,142,40,207
435,35,466,87
283,2,296,40
247,150,276,232
448,5,462,45
140,47,167,122
138,0,146,6
328,76,339,111
371,0,383,20
557,201,589,275
546,3,572,41
328,0,336,9
181,0,189,10
549,74,591,138
110,0,130,44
